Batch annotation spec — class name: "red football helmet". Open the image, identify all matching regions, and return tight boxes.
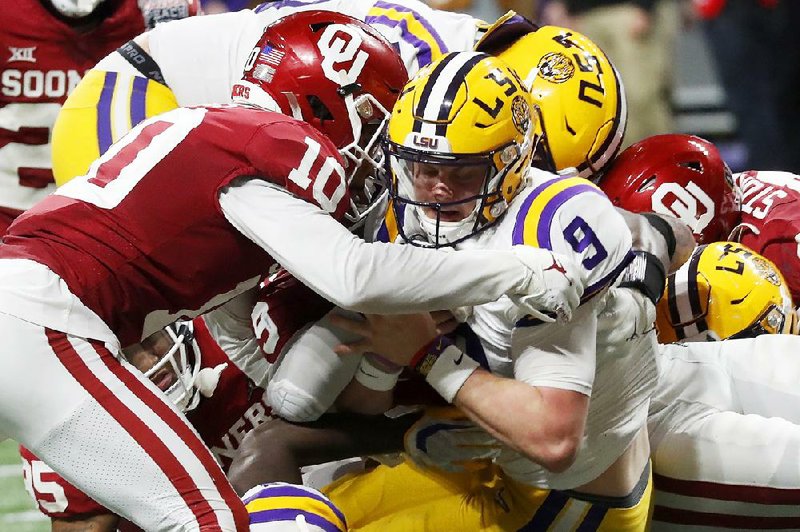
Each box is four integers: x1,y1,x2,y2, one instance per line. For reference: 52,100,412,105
231,11,409,227
597,134,738,243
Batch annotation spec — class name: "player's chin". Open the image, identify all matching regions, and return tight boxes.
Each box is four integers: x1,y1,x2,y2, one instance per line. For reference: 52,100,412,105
423,207,468,223
152,369,177,392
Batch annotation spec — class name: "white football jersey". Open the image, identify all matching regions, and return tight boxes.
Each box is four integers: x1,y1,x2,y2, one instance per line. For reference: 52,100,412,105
145,0,482,107
650,335,800,528
446,170,657,490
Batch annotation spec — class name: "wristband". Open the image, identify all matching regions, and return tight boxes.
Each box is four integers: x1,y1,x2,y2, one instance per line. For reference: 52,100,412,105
410,336,480,403
355,354,403,392
117,41,168,86
618,250,667,304
410,336,451,377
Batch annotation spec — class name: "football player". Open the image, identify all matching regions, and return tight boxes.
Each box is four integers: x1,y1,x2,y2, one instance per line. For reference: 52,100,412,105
321,51,654,531
0,15,582,531
53,1,628,189
263,22,634,426
0,0,198,233
234,243,800,531
51,0,521,185
21,308,272,532
648,242,800,529
598,133,800,301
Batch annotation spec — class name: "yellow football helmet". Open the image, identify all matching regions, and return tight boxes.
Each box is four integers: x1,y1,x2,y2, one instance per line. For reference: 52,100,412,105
656,242,798,343
384,51,535,247
493,26,626,180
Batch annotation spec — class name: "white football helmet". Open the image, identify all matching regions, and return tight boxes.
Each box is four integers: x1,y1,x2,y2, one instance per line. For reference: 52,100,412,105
143,321,226,412
47,0,105,17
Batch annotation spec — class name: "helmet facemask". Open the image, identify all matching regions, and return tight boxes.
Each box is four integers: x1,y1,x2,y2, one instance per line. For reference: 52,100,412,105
386,139,528,248
337,92,394,230
231,11,408,231
142,323,202,412
384,52,535,248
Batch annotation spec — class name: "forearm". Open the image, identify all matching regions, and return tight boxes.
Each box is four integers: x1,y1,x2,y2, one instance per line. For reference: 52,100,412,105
335,379,394,416
453,369,585,472
228,414,416,494
220,181,528,313
619,208,695,273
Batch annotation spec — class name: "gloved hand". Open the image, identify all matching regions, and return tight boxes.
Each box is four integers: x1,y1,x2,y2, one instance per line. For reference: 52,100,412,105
404,408,503,472
138,0,201,30
508,246,584,323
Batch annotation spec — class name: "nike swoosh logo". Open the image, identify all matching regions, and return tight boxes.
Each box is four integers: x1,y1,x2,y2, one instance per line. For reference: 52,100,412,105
454,352,464,365
730,290,752,305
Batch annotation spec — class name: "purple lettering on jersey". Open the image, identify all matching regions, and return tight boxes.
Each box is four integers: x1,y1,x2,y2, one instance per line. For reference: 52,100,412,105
563,216,608,270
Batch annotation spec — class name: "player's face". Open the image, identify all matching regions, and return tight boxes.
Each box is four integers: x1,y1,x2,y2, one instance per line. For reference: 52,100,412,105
122,330,178,391
412,162,486,221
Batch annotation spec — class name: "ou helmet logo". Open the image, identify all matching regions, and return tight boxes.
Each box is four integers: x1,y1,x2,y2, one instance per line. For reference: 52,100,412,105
651,181,715,234
317,24,370,85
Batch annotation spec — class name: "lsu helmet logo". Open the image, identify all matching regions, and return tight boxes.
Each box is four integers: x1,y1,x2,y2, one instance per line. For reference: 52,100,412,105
511,95,531,135
751,256,782,286
407,133,448,151
537,52,574,84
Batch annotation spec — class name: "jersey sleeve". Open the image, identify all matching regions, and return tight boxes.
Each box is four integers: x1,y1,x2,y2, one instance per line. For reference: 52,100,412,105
512,175,634,302
363,0,481,72
218,182,531,314
148,10,263,106
510,295,599,396
19,446,107,519
243,118,351,221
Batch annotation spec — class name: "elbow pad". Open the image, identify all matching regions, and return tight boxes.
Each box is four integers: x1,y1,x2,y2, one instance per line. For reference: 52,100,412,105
266,379,328,422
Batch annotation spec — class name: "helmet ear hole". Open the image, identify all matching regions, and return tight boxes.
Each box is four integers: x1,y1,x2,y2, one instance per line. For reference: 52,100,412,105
678,160,703,173
306,95,334,121
636,175,657,193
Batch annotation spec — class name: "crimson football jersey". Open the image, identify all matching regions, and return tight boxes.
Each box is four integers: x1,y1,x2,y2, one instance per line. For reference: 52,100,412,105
20,314,273,523
0,0,145,224
253,269,335,364
0,105,351,347
733,170,800,302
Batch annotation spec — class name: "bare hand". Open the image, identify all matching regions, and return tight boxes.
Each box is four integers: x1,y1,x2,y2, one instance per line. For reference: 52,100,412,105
432,310,460,335
331,312,438,367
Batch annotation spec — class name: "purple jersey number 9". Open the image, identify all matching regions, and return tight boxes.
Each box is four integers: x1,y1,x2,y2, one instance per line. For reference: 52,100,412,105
564,216,608,269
